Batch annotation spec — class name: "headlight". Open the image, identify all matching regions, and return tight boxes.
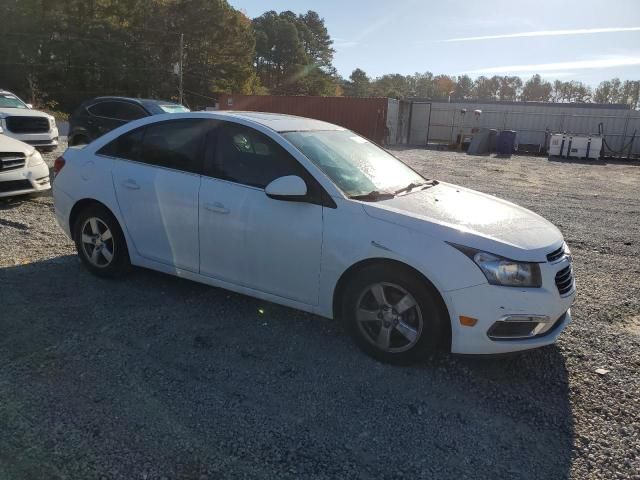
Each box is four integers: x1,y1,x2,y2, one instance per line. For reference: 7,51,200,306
49,116,56,128
27,150,44,167
449,243,542,287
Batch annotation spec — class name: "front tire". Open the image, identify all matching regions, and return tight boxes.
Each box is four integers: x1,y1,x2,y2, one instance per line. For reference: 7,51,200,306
72,204,130,278
342,264,447,364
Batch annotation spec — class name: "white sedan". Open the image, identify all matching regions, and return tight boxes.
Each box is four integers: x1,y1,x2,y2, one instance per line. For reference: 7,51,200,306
0,133,51,198
53,112,575,363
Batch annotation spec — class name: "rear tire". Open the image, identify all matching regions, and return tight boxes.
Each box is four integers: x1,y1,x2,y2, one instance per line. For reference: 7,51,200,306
72,204,130,278
71,135,89,146
342,264,447,364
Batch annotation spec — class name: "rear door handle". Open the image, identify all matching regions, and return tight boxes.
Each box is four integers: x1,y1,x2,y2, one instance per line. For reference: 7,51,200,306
122,179,140,190
204,202,229,214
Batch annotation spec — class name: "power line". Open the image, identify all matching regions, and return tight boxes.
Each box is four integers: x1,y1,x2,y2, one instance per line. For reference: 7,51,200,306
183,88,218,101
0,31,177,47
0,62,173,74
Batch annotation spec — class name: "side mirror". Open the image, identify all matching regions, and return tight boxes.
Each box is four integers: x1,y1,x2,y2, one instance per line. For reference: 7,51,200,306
26,103,33,109
265,175,307,201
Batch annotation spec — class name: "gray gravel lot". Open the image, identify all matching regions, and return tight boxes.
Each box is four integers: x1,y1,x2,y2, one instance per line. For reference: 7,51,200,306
1,141,639,479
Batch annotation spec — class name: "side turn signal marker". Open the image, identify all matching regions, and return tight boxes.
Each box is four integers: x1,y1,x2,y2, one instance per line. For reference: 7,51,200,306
459,316,478,327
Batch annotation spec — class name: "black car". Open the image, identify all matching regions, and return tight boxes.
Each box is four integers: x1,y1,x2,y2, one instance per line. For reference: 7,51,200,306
68,96,189,146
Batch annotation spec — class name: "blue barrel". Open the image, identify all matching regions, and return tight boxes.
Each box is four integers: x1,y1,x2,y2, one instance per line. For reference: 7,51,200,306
496,130,517,155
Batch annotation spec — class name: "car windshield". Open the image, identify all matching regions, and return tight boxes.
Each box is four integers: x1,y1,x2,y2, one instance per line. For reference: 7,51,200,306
282,129,426,197
158,104,190,113
0,93,28,109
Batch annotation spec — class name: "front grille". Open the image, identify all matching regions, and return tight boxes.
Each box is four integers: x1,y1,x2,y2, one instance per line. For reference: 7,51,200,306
5,116,50,133
0,152,26,171
0,179,32,193
547,245,565,262
555,265,574,295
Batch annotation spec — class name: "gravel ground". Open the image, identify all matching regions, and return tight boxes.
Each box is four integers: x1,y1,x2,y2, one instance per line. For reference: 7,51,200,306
1,140,639,479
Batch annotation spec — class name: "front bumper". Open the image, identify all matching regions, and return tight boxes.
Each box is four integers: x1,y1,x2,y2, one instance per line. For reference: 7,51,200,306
2,128,59,148
445,281,575,354
0,162,51,198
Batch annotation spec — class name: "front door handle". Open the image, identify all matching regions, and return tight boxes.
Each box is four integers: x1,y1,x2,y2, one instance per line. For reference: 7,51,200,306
122,179,140,190
204,202,229,214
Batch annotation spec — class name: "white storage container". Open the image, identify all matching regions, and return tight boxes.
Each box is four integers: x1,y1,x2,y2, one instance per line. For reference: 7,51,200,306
548,134,602,159
548,134,566,156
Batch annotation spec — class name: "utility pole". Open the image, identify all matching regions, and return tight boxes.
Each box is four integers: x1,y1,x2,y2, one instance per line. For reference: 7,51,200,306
178,33,184,105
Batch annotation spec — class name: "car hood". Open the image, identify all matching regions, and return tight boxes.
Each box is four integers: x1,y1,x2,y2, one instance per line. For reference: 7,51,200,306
361,182,563,262
0,107,51,118
0,133,34,155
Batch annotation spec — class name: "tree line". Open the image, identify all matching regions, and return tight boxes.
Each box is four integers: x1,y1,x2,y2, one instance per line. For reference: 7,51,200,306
0,0,638,113
343,70,640,107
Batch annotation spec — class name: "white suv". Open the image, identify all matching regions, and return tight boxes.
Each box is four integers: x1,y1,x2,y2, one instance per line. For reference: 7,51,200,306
0,90,59,151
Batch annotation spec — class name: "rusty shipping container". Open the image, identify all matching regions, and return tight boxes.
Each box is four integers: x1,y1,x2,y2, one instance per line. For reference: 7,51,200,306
216,94,389,145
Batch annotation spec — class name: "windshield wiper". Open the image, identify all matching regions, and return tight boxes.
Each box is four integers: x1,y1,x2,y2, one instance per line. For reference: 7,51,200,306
393,180,438,196
348,190,395,201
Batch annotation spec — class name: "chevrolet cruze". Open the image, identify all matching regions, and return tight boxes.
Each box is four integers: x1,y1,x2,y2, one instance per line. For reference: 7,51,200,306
53,112,575,363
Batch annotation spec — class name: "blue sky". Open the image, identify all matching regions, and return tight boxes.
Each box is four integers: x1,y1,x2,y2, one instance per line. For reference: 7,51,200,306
228,0,640,86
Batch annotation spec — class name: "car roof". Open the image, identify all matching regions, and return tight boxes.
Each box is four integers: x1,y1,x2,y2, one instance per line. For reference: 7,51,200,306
213,111,344,133
91,96,182,106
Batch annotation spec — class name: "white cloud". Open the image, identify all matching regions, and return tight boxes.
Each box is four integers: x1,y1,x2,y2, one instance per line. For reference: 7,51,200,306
333,41,359,48
465,56,640,75
512,72,577,78
445,26,640,42
333,10,405,49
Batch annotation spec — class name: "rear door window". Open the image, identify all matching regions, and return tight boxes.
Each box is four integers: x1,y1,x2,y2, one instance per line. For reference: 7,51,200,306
88,101,147,121
113,102,147,121
97,127,144,160
88,102,120,119
98,119,212,173
140,119,211,174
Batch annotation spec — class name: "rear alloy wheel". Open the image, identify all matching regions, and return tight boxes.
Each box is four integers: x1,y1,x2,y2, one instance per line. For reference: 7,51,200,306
343,264,446,363
80,217,115,268
73,205,130,277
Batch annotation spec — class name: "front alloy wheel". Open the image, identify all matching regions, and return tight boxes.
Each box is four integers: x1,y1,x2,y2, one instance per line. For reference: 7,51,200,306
343,264,447,363
356,282,423,353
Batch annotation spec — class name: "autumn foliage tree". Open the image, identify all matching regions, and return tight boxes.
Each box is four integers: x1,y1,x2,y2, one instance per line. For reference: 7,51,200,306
1,1,638,111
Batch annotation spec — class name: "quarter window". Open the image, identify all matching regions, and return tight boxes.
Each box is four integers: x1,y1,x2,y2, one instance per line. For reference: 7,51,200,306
206,123,304,188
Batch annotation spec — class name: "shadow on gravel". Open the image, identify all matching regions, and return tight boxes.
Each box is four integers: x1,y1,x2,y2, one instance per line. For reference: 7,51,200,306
547,156,640,166
0,256,574,479
0,196,29,210
0,190,51,210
